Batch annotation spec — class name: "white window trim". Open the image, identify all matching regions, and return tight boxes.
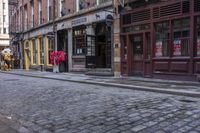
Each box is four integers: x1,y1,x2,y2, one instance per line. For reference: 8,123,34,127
47,0,50,21
76,0,80,12
97,0,100,5
39,0,42,24
31,3,34,27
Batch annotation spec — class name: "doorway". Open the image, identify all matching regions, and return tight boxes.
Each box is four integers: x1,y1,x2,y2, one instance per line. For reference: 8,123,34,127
131,34,144,76
57,30,68,72
95,22,111,68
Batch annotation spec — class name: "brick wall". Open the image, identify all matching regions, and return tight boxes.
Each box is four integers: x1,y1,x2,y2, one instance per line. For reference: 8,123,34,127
9,0,110,32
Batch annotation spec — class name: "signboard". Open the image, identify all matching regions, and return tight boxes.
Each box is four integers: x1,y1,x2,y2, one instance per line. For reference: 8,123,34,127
106,14,113,27
173,40,181,56
197,38,200,56
155,41,162,57
71,17,87,26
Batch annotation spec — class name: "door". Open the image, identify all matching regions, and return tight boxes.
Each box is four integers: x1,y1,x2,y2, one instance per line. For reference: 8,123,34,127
131,34,144,76
86,35,96,68
57,30,68,72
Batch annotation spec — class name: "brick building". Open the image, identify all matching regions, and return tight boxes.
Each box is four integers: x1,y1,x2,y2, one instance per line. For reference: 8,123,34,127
114,0,200,81
0,0,9,51
9,0,115,75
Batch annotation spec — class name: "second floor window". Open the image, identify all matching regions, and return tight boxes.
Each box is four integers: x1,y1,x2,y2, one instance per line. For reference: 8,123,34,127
60,0,66,17
48,0,53,21
31,1,34,27
3,3,5,10
39,0,42,24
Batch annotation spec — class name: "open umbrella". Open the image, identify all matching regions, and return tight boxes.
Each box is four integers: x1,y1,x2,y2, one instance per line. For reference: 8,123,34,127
1,48,12,55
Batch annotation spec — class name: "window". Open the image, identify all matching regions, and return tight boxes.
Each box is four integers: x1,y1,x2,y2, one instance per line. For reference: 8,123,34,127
24,5,28,30
39,38,44,64
76,0,89,11
48,38,54,64
73,27,86,55
155,21,170,57
48,0,53,20
3,15,5,22
31,0,34,27
197,16,200,56
60,0,66,17
39,0,42,24
32,39,37,64
3,3,5,10
173,18,190,56
3,28,6,34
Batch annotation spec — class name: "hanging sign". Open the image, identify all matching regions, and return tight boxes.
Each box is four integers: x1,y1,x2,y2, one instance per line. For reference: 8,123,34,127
197,38,200,56
173,40,181,56
155,41,163,57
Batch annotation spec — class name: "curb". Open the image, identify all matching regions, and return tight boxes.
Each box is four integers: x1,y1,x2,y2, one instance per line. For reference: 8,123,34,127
1,71,200,98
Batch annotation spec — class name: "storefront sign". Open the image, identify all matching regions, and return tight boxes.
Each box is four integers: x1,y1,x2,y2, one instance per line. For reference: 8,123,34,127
72,17,87,26
173,40,181,56
197,38,200,56
155,41,162,57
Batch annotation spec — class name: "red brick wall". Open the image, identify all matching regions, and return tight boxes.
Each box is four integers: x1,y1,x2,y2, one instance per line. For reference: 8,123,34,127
10,0,101,31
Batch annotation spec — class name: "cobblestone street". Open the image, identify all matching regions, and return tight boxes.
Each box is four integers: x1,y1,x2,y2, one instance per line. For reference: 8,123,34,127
0,73,200,133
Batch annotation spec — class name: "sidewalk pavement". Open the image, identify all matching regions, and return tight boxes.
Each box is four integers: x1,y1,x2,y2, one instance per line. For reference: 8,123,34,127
1,69,200,98
0,118,18,133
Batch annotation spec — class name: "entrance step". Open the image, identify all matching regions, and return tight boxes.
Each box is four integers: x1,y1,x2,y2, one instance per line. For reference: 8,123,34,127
86,68,113,76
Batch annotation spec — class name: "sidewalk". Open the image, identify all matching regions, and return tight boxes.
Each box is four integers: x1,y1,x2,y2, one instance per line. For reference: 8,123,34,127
0,118,18,133
1,69,200,97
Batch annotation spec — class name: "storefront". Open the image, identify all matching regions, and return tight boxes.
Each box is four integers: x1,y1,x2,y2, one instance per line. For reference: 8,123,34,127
120,0,200,81
69,10,113,74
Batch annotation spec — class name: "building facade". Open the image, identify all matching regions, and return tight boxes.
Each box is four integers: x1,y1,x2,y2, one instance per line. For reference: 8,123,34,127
9,0,114,75
115,0,200,81
0,0,9,51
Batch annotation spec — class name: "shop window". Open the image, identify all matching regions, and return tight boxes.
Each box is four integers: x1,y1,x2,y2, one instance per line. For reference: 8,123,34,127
73,27,86,55
197,16,200,56
155,21,170,57
48,39,54,64
173,18,190,56
32,39,36,64
39,38,44,64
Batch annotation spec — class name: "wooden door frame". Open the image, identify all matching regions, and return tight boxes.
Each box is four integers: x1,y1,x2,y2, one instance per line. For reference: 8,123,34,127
129,33,144,76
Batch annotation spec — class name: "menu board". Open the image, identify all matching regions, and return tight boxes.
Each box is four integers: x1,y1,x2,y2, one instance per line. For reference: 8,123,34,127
173,40,181,56
155,41,162,57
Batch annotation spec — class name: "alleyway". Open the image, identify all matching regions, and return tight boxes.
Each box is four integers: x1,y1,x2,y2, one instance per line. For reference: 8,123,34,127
0,73,200,133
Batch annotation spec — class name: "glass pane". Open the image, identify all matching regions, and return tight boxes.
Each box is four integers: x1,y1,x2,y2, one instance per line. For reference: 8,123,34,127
155,21,169,57
182,39,189,56
182,30,190,37
162,40,169,56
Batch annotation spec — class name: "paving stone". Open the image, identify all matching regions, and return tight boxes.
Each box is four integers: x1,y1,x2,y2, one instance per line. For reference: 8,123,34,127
131,125,146,132
0,73,200,133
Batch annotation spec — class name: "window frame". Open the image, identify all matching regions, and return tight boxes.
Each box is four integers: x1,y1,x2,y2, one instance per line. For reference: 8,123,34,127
73,26,86,55
172,18,190,57
154,21,170,57
196,16,200,57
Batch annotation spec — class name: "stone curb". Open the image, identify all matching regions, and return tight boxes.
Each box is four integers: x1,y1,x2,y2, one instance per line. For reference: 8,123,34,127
1,71,200,98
